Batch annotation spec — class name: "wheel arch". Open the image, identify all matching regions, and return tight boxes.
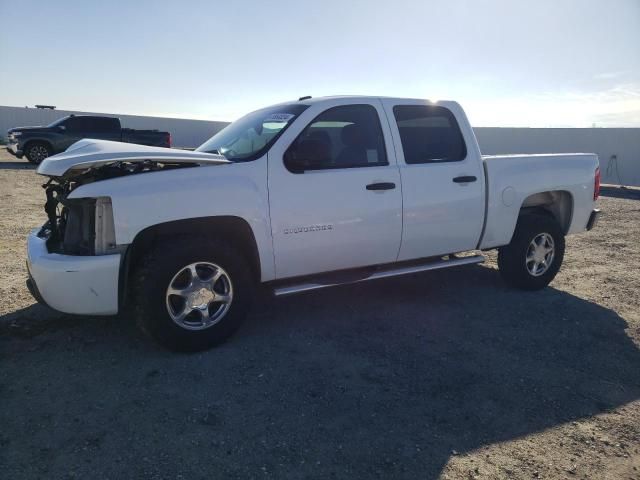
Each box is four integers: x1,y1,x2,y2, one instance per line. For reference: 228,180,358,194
519,190,574,234
23,138,53,154
120,216,261,309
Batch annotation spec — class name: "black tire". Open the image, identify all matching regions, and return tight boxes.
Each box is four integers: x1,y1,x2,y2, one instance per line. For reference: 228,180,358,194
498,213,565,290
25,141,52,164
130,236,255,352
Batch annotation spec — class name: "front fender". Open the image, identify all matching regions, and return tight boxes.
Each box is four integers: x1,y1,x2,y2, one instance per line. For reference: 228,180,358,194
68,161,275,281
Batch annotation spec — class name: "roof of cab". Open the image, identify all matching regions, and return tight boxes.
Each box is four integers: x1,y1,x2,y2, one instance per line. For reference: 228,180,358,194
290,96,460,111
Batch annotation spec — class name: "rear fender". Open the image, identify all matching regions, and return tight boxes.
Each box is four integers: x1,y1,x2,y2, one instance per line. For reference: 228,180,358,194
480,154,598,249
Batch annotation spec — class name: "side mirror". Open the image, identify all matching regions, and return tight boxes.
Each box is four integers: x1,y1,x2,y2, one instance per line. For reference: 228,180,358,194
284,150,306,174
58,125,66,131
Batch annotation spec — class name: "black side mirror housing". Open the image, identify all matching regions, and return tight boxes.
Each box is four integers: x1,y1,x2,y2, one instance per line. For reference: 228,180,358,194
284,150,306,174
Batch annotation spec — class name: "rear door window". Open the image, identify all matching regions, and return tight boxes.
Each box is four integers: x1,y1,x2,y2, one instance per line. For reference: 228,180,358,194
91,117,119,132
393,105,466,163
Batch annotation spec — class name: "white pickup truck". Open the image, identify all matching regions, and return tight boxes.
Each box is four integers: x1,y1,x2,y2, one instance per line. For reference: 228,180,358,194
27,96,601,351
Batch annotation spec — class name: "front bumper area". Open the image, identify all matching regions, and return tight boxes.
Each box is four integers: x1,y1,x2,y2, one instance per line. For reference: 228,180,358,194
6,141,23,158
586,208,601,231
26,229,121,315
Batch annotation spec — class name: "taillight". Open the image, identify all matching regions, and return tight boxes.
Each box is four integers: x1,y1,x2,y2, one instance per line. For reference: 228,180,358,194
167,133,172,148
594,166,601,201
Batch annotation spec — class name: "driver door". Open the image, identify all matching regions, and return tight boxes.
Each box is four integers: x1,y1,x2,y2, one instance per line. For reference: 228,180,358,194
267,99,402,280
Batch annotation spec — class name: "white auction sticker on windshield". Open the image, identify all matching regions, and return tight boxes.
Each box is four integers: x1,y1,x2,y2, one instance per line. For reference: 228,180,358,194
264,113,295,122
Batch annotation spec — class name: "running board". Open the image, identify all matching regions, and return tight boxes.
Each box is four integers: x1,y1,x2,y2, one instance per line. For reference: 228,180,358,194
273,254,485,297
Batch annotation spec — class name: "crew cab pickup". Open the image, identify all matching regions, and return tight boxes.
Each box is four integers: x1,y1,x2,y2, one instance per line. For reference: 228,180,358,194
26,96,601,351
7,115,171,164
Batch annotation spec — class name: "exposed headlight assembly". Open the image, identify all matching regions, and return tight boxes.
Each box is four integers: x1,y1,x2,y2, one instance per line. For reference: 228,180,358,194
94,197,117,255
61,197,117,255
42,189,117,256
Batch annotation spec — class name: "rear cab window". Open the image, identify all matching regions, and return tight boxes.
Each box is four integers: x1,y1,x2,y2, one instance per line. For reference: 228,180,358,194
393,105,467,164
90,117,120,132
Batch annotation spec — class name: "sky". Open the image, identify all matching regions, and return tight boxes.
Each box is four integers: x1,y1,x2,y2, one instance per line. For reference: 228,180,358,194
0,0,638,127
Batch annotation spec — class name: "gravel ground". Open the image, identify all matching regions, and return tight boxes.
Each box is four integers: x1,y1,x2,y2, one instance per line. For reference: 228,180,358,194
1,150,639,479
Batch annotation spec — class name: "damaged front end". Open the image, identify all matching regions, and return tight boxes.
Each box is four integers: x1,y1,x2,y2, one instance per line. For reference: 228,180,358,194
41,182,116,256
35,139,229,256
27,139,229,315
40,159,198,256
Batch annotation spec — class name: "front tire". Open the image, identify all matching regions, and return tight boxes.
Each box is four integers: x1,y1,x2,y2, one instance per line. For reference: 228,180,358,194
25,142,52,164
131,236,254,352
498,213,565,290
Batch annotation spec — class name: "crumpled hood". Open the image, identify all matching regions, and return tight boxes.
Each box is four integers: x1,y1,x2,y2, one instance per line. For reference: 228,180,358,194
36,139,229,177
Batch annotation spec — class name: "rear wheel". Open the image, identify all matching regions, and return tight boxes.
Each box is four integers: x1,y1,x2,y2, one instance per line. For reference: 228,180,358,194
131,236,254,352
25,142,52,164
498,213,565,290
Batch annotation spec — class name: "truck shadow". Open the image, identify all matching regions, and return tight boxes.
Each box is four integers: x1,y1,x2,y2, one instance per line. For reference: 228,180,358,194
251,264,640,477
0,161,35,170
2,264,639,478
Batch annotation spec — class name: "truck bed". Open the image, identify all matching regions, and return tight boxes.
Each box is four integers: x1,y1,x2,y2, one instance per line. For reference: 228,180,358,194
479,153,599,249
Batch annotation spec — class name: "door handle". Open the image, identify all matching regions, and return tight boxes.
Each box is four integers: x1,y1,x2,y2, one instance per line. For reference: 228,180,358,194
452,175,477,183
366,182,396,191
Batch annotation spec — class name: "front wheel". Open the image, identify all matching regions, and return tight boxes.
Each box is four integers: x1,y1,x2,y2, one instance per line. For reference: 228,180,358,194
498,213,565,290
25,142,52,164
131,236,254,352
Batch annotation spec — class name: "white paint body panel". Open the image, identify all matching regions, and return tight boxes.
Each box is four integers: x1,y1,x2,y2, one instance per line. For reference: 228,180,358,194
68,159,276,282
267,97,402,278
480,153,599,249
27,230,120,315
380,99,486,260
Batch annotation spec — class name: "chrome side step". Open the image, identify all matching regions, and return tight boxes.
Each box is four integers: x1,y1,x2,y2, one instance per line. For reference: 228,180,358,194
273,254,485,297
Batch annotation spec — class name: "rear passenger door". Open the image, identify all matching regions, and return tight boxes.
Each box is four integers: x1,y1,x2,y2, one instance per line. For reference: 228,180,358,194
268,100,402,279
79,117,121,142
381,100,485,260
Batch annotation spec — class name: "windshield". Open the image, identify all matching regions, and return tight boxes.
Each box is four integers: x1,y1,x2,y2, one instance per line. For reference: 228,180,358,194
196,104,309,161
47,116,69,128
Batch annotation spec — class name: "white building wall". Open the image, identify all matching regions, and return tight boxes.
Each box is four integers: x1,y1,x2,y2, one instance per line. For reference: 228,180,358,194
2,106,638,185
474,127,640,187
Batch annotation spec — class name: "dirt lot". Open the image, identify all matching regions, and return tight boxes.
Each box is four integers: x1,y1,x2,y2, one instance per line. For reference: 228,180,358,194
1,149,639,479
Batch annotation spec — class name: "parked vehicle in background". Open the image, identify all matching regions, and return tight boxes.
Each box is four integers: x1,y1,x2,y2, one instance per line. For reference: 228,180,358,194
6,115,171,164
26,96,601,352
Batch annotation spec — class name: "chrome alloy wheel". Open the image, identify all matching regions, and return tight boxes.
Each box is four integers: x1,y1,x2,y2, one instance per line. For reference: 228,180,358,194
525,233,555,277
165,262,233,330
29,144,49,162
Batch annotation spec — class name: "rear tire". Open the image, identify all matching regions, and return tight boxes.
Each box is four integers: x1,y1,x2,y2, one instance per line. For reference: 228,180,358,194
130,236,254,352
498,213,565,290
25,142,52,164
